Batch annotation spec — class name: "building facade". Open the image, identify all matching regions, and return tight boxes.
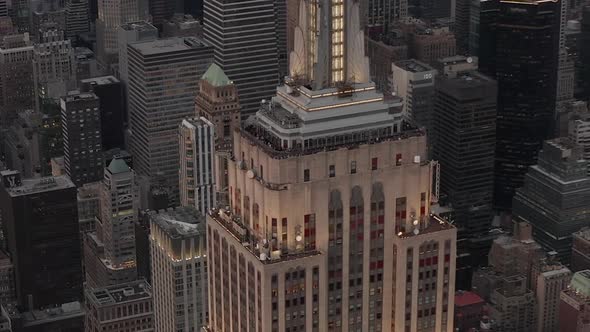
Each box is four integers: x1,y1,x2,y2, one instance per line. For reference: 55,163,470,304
204,0,280,117
569,110,590,175
560,270,590,332
84,279,154,332
61,92,103,187
65,0,90,42
390,59,436,133
494,0,561,210
433,68,497,287
80,76,125,150
206,0,456,330
535,265,571,332
116,21,158,88
0,33,34,125
149,207,208,332
84,159,139,288
179,118,216,215
128,37,213,205
0,172,82,310
513,138,590,264
572,228,590,273
195,63,241,202
32,26,76,109
95,0,148,64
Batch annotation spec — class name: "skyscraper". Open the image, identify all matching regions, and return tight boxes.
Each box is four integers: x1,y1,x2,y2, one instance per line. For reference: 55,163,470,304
179,118,216,215
0,33,34,125
204,0,280,117
494,0,561,210
390,59,436,133
32,26,76,109
433,65,496,287
367,0,408,33
95,0,148,64
195,63,241,202
65,0,90,42
127,37,213,205
569,107,590,176
149,0,177,29
61,91,103,187
80,76,126,150
0,171,82,310
116,21,158,88
205,0,457,330
513,138,590,264
149,206,208,331
84,159,138,288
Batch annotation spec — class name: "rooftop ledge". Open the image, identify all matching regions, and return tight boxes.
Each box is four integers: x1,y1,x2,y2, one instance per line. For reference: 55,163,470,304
239,122,426,160
208,208,321,265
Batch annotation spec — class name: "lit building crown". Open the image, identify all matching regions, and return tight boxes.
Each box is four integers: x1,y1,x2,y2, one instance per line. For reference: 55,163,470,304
289,0,370,89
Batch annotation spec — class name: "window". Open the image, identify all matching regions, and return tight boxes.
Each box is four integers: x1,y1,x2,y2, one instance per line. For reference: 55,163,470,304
224,124,230,136
304,169,310,182
372,158,378,170
351,161,357,174
329,165,335,177
396,153,402,166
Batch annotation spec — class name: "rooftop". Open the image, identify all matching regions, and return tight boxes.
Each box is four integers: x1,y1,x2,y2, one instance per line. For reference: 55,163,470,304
80,75,120,86
394,59,434,73
120,21,157,32
20,302,83,326
242,119,423,160
77,182,100,199
570,270,590,298
149,206,204,238
181,117,214,130
62,92,98,103
574,227,590,241
201,63,232,87
455,291,484,307
2,174,75,197
209,208,321,264
87,280,151,307
130,37,208,55
107,158,130,174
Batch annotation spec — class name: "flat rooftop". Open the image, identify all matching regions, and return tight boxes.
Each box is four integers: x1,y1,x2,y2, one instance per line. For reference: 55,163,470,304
87,280,151,307
20,302,83,326
120,21,157,32
80,75,120,86
2,174,75,197
149,206,204,238
62,92,98,103
130,37,208,55
394,59,433,73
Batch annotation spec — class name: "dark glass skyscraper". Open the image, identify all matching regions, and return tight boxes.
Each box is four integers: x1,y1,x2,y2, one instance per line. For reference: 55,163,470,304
0,171,82,310
494,0,561,210
204,0,280,118
434,67,497,287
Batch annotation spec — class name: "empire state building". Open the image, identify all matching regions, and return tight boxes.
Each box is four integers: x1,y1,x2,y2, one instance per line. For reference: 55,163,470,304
204,0,457,330
289,0,370,88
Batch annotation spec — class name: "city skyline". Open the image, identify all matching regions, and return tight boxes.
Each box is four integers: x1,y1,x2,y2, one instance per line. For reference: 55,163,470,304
0,0,588,330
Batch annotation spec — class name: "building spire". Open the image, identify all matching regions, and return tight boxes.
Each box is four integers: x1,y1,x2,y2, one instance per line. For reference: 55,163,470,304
290,0,370,89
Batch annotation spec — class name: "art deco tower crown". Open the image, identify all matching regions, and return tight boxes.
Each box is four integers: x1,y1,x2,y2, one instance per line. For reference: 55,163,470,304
289,0,370,89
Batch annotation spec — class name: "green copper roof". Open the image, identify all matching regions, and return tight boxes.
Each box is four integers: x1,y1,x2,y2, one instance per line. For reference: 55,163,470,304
570,270,590,297
108,158,130,174
201,63,232,87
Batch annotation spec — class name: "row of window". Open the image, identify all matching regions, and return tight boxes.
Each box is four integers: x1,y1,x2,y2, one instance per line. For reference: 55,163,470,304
303,155,404,182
